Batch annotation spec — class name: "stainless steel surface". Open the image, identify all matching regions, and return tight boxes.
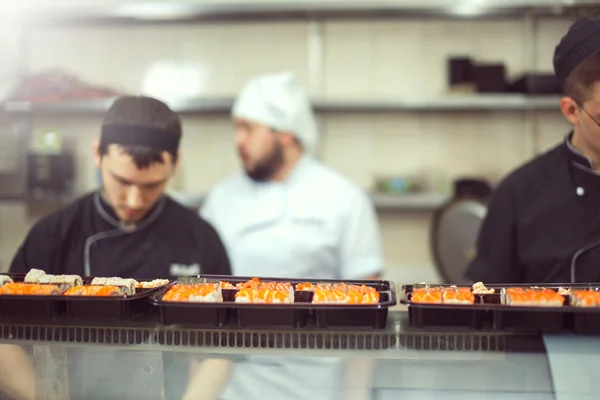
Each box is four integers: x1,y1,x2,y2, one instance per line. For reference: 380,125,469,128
433,199,487,283
0,310,558,398
2,95,562,116
15,0,600,24
0,311,542,358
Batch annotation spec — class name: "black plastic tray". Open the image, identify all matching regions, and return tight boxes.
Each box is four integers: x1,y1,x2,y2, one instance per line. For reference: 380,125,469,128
0,274,167,321
401,283,600,333
0,273,64,319
151,275,396,329
64,287,164,321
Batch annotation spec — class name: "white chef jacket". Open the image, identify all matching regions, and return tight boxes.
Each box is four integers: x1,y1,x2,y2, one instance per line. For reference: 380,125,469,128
201,155,383,400
201,155,382,280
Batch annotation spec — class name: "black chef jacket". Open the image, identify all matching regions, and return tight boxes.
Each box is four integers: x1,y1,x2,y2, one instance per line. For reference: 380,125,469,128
10,191,231,278
466,133,600,284
5,191,231,400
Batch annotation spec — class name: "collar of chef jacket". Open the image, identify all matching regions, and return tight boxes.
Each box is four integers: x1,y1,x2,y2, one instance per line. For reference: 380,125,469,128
564,131,596,170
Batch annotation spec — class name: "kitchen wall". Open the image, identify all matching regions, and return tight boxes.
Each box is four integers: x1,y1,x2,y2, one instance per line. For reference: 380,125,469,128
0,13,573,283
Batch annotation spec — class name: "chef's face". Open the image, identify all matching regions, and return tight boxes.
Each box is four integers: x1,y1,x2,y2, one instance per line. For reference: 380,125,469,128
234,117,284,181
563,82,600,156
94,144,175,224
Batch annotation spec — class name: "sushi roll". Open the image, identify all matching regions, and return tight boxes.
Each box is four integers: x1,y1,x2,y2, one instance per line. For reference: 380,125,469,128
39,274,83,291
64,285,127,297
0,282,60,296
235,287,294,304
220,281,235,290
91,277,136,295
162,283,222,302
235,288,258,303
362,290,380,304
106,278,137,294
411,288,442,304
0,275,13,287
570,290,600,307
24,268,47,283
502,287,565,307
91,277,108,286
236,278,261,290
442,287,475,305
188,284,222,303
136,279,169,289
295,282,314,291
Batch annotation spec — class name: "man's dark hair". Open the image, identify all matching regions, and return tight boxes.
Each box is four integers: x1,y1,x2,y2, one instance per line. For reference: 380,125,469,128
100,96,182,169
564,50,600,103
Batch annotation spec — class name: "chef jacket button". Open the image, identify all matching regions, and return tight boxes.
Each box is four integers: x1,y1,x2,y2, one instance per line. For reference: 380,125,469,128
577,187,585,196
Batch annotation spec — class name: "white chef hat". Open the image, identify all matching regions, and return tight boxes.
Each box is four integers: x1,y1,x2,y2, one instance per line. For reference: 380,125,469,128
232,72,319,155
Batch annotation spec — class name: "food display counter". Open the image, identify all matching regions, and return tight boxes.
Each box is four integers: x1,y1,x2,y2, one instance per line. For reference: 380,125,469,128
0,272,599,399
0,311,577,400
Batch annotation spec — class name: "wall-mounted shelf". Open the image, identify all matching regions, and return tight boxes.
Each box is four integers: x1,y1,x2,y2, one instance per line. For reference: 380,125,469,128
169,191,447,212
17,0,600,25
371,192,447,211
2,95,562,116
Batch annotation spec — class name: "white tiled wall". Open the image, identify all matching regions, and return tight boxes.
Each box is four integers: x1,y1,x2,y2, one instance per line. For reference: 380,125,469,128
0,16,574,282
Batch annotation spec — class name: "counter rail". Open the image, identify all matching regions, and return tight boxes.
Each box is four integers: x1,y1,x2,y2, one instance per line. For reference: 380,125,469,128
0,311,546,354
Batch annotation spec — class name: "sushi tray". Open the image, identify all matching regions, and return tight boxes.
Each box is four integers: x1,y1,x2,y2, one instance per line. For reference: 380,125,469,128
151,275,397,329
401,282,600,334
0,270,169,321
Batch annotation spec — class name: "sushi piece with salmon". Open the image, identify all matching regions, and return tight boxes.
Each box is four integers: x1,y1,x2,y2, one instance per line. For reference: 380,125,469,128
162,283,223,303
570,290,600,307
235,287,294,304
312,285,380,305
0,282,61,296
64,285,128,297
221,281,235,290
295,282,314,291
235,278,262,290
502,287,565,307
441,286,475,305
136,279,170,289
410,288,443,304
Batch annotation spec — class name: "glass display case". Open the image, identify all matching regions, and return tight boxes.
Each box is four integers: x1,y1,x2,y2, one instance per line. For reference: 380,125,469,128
3,310,593,400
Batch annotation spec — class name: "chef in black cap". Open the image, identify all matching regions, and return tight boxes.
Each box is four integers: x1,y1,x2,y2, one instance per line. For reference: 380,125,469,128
466,17,600,284
0,95,231,400
11,95,231,278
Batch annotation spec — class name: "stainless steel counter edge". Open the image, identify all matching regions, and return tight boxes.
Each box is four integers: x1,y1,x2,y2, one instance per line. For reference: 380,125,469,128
0,310,546,357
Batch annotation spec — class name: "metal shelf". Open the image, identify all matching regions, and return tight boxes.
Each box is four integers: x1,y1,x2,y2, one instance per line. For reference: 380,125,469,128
169,192,446,212
371,193,447,211
2,95,562,116
17,0,600,25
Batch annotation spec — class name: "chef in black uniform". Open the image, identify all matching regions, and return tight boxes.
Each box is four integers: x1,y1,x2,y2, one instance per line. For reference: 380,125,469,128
466,17,600,284
10,95,230,278
0,95,231,400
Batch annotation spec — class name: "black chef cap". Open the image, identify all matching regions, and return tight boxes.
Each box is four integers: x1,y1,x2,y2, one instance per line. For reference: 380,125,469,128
554,17,600,88
100,96,181,157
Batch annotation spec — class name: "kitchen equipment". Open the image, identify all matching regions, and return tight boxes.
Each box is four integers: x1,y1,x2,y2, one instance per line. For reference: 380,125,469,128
430,178,492,284
473,64,507,93
508,73,562,95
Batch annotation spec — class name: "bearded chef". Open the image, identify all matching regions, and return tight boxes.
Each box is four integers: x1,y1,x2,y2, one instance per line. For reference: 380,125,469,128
182,72,384,400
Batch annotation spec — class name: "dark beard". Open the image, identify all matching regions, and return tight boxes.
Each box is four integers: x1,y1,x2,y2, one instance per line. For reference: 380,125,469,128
245,142,284,182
